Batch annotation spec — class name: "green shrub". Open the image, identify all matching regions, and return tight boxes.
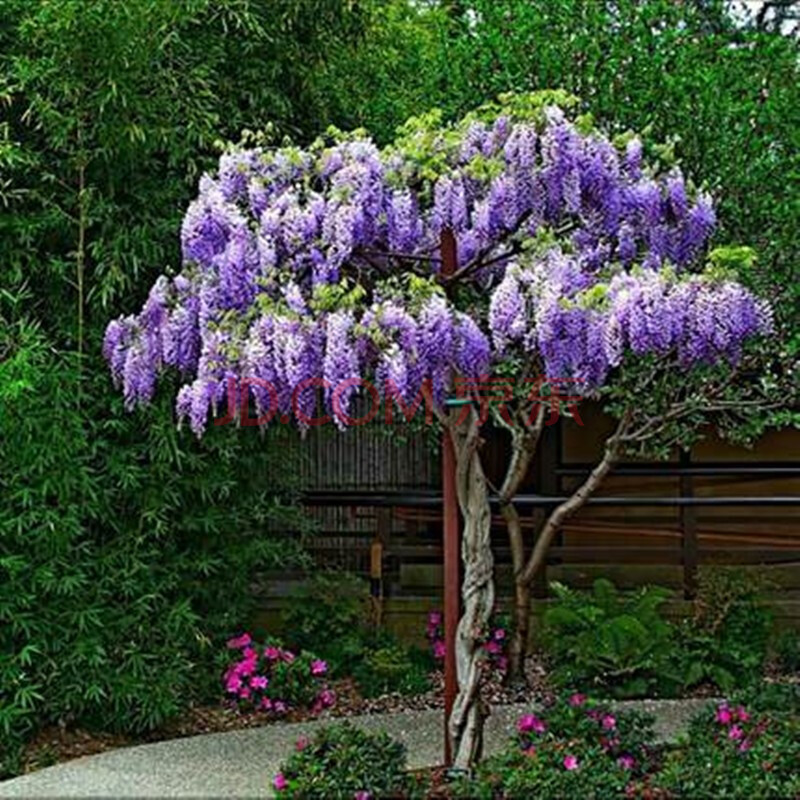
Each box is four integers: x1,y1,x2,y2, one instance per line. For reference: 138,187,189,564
461,693,656,800
542,579,679,698
222,635,334,716
656,698,800,798
352,645,431,699
273,722,409,799
678,568,773,692
281,572,431,698
281,572,372,677
771,628,800,675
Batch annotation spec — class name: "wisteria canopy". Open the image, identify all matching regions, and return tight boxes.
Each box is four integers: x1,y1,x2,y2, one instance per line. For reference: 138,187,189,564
104,91,772,433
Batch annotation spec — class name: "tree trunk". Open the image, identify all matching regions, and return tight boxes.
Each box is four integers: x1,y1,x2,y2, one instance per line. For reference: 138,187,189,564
448,405,495,771
495,404,543,686
507,576,531,684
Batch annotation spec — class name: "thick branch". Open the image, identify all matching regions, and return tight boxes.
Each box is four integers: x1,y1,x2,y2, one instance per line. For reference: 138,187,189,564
521,410,632,586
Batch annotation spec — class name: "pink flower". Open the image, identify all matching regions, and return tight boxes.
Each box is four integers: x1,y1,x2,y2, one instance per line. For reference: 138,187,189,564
319,688,336,708
260,697,273,711
433,640,446,660
238,658,256,677
739,739,752,753
484,640,502,656
569,693,587,707
354,792,371,800
273,700,287,714
311,659,328,676
295,737,309,751
618,754,636,770
563,755,579,771
281,650,296,664
493,628,506,641
250,675,268,690
716,705,733,726
496,656,509,673
428,611,442,626
273,773,287,791
264,646,281,660
736,706,750,722
225,674,242,694
601,714,617,730
239,687,251,700
226,633,252,649
242,647,257,661
517,714,546,734
729,725,744,741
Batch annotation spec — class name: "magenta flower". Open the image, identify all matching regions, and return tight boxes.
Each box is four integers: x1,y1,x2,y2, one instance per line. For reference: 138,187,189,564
264,646,281,661
517,714,546,734
273,700,287,714
716,705,733,725
319,688,336,708
563,754,579,771
242,646,257,661
484,640,502,655
428,611,442,626
250,675,268,690
496,656,509,673
260,697,273,711
295,737,309,751
354,792,371,800
601,714,617,730
226,633,252,649
729,725,744,741
311,659,328,676
433,640,446,660
618,754,636,770
225,674,242,694
736,706,750,722
282,650,296,664
493,628,506,641
739,739,752,753
238,658,256,677
239,686,251,700
273,773,287,791
569,693,587,707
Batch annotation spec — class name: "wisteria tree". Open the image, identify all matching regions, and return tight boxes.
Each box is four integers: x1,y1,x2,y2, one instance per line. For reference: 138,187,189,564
104,91,778,768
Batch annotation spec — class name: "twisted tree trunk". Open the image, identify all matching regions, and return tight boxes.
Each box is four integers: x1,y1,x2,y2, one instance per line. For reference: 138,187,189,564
447,405,495,770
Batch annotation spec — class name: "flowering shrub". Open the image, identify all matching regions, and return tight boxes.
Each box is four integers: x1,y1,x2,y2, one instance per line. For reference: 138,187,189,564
222,633,335,716
656,698,800,798
273,722,409,799
426,610,509,675
461,693,656,799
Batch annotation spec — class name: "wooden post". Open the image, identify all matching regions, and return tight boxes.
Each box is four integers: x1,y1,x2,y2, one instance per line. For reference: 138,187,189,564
680,449,698,600
441,229,459,766
371,507,392,626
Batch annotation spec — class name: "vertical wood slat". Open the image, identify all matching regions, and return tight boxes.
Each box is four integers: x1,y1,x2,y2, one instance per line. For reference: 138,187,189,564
680,449,698,599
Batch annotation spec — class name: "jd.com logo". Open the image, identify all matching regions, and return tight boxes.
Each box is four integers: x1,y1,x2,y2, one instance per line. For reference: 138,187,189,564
214,376,585,428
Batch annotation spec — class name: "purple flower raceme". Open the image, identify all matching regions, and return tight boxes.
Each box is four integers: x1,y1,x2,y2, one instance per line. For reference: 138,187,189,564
104,96,770,433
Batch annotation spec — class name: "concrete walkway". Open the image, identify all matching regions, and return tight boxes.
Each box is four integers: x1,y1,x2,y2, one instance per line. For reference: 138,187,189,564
0,699,712,798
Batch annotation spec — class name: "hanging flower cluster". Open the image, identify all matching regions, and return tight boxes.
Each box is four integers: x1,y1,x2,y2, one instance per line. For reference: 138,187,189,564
104,92,771,432
223,633,335,716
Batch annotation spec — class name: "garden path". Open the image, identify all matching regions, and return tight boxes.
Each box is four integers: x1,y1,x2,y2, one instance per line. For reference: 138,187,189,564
0,699,711,798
